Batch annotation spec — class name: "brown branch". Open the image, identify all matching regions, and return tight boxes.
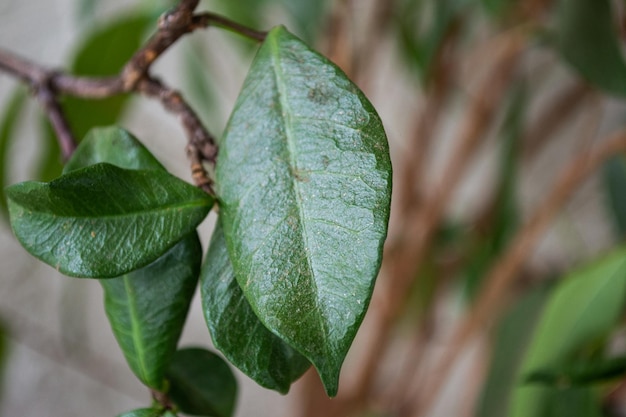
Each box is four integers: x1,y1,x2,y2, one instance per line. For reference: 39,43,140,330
137,77,216,194
413,128,626,416
0,0,265,194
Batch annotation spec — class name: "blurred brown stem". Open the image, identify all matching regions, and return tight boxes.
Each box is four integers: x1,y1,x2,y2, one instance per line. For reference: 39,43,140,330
414,127,626,416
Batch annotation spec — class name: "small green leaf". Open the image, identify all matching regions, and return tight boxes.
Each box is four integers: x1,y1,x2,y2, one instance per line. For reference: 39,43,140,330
201,219,310,393
555,0,626,96
64,126,164,174
217,26,392,396
525,354,626,386
603,155,626,239
509,247,626,416
116,408,168,417
6,163,212,277
103,234,201,389
0,87,27,219
166,347,237,417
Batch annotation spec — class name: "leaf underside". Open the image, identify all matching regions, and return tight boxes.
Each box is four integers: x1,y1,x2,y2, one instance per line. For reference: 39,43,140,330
216,25,392,396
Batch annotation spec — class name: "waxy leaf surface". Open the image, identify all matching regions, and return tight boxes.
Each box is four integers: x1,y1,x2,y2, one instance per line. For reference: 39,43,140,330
166,347,237,417
103,235,200,388
7,163,212,277
201,219,310,393
216,26,392,396
65,127,202,389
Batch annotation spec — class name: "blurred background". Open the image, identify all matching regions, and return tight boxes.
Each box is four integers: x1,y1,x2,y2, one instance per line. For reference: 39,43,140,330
1,0,626,416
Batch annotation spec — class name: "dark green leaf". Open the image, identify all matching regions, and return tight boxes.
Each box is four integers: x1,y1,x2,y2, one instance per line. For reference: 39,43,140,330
166,347,237,417
103,234,201,389
64,126,164,174
476,284,551,417
201,219,310,394
65,126,203,389
511,385,604,417
116,408,169,417
216,26,392,396
603,155,626,239
525,354,626,386
7,163,212,277
556,0,626,96
509,247,626,416
0,87,27,219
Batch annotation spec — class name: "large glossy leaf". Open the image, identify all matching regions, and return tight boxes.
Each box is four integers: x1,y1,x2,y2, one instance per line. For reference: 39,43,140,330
0,87,27,219
6,163,212,277
103,235,201,389
603,155,626,239
166,347,237,417
216,26,392,396
201,219,310,393
555,0,626,96
509,247,626,416
65,126,202,389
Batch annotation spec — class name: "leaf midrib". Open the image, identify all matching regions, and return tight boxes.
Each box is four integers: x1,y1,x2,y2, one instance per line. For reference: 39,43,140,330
15,197,210,220
268,33,327,343
122,275,152,386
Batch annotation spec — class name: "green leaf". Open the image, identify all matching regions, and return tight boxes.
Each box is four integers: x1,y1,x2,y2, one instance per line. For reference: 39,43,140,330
200,219,310,394
103,234,201,389
603,155,626,239
0,87,27,220
525,354,626,386
512,385,604,417
6,163,212,277
476,284,551,417
166,347,237,417
216,26,392,396
66,14,152,139
555,0,626,96
65,127,202,389
116,408,170,417
64,126,164,174
509,247,626,416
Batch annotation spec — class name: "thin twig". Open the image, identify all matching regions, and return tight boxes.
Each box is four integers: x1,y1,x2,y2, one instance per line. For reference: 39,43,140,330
0,0,265,194
137,77,216,194
414,128,626,416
